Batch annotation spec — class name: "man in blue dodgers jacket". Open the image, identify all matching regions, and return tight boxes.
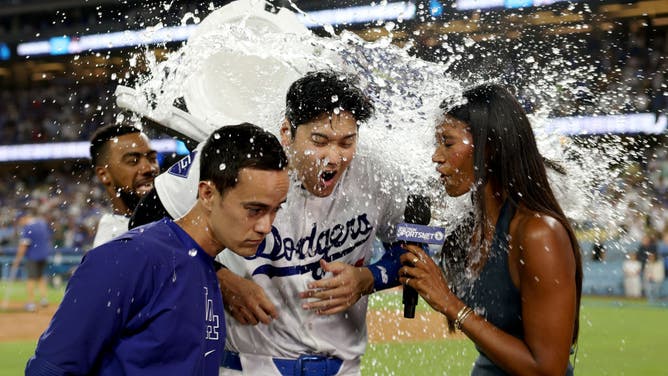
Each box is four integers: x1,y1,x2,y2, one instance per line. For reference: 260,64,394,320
133,71,408,375
25,123,289,376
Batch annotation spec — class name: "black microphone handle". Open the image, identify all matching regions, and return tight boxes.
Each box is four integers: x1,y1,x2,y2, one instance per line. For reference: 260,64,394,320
403,285,418,318
401,194,431,319
402,241,422,319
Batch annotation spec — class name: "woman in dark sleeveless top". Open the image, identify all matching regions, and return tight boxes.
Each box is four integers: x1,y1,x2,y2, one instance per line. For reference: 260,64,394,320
399,84,582,375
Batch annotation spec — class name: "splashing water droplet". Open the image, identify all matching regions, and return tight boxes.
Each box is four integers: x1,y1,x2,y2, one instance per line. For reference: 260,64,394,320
126,5,642,298
219,163,226,171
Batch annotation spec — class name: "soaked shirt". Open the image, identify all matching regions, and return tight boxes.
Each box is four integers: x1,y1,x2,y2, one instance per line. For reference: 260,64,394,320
26,220,224,376
217,150,406,366
92,213,130,248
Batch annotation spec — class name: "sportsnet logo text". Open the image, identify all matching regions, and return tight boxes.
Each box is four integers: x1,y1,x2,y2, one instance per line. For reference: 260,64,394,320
396,223,446,245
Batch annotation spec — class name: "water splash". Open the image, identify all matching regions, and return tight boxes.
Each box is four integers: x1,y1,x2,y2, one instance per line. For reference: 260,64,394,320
127,3,642,246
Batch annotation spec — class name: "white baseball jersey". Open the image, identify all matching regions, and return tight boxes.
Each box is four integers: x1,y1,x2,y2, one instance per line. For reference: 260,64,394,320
155,145,406,375
154,142,203,219
92,213,130,248
220,149,405,374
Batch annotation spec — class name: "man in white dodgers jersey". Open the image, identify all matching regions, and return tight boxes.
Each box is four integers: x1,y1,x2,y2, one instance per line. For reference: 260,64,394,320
131,70,407,376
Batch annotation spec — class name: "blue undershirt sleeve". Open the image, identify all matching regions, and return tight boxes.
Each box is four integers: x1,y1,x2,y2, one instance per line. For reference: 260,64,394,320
366,242,404,292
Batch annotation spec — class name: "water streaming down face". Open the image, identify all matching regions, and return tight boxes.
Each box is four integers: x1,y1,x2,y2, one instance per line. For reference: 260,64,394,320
124,3,644,254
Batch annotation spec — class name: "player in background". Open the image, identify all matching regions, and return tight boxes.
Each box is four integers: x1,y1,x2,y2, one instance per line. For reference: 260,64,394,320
89,122,159,247
10,207,53,311
25,123,289,376
131,70,407,375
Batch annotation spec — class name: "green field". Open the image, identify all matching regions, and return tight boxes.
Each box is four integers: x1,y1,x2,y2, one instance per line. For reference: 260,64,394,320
1,285,666,375
363,296,668,375
0,281,66,306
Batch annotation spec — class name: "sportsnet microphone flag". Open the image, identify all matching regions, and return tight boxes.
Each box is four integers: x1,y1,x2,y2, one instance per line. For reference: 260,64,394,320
396,223,446,245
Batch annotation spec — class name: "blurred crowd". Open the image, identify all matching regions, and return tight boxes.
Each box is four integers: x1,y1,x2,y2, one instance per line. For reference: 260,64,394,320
0,83,115,145
0,168,103,255
584,21,668,116
581,142,668,301
620,232,667,302
0,0,208,40
416,19,668,118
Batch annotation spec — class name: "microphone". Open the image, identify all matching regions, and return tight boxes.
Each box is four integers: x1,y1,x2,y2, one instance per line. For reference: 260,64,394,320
396,195,446,318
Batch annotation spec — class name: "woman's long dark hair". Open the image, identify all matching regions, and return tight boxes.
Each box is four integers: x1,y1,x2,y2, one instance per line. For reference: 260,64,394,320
442,83,582,344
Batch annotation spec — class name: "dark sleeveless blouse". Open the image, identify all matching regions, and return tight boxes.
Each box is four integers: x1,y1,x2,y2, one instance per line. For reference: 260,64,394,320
455,200,574,376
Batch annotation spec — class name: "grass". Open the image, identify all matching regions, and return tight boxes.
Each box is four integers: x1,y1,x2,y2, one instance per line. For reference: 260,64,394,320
362,295,668,375
0,341,35,375
363,339,476,375
0,283,666,375
0,279,66,306
575,298,668,375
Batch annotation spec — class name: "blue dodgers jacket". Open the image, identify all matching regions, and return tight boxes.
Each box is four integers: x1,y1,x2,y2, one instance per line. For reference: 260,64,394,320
26,219,225,376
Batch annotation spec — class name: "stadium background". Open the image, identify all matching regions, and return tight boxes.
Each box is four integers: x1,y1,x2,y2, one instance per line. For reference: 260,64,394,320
0,0,667,374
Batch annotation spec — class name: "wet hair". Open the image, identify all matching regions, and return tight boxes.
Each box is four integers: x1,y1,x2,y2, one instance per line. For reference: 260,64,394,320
285,70,374,136
89,123,142,167
200,123,288,195
441,83,583,344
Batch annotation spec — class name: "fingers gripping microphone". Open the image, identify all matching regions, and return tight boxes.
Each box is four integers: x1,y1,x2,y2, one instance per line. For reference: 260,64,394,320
396,195,445,318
